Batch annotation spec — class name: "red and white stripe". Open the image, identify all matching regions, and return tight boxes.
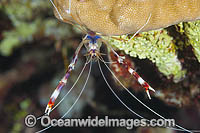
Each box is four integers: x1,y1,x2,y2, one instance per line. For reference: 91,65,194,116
117,56,155,99
45,69,72,115
45,56,76,115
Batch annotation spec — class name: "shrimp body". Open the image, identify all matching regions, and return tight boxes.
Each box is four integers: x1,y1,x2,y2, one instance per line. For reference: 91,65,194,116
45,32,102,115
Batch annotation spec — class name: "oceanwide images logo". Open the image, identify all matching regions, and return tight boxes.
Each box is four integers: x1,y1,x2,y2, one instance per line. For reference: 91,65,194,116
25,115,175,129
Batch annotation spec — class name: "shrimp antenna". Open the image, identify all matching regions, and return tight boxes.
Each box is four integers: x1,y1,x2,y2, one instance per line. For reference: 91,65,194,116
49,0,88,34
51,62,87,113
66,0,71,14
61,61,92,119
99,60,175,131
100,58,192,133
98,59,196,132
102,39,155,99
127,13,152,43
98,60,145,119
37,61,88,120
36,62,92,133
49,0,63,20
44,36,88,115
101,14,152,65
65,0,88,34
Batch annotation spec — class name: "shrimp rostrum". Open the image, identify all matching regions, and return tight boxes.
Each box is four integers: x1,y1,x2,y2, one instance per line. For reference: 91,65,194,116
45,30,155,115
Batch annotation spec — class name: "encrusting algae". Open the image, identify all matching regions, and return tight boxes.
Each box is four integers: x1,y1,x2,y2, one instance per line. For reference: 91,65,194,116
177,20,200,62
108,29,186,83
0,0,70,56
107,20,200,83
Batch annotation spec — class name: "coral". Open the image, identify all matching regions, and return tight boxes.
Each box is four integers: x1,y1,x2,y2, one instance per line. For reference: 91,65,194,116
108,29,186,83
53,0,200,35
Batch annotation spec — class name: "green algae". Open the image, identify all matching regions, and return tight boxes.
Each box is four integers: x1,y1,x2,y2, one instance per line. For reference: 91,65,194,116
0,0,70,56
108,20,200,83
108,29,186,83
178,20,200,62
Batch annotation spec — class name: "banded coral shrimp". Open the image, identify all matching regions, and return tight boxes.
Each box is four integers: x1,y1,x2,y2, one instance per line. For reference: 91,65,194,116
34,0,200,133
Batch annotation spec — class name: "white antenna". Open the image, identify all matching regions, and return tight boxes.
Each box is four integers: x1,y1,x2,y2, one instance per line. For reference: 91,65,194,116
66,0,71,14
49,0,63,20
128,13,152,43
